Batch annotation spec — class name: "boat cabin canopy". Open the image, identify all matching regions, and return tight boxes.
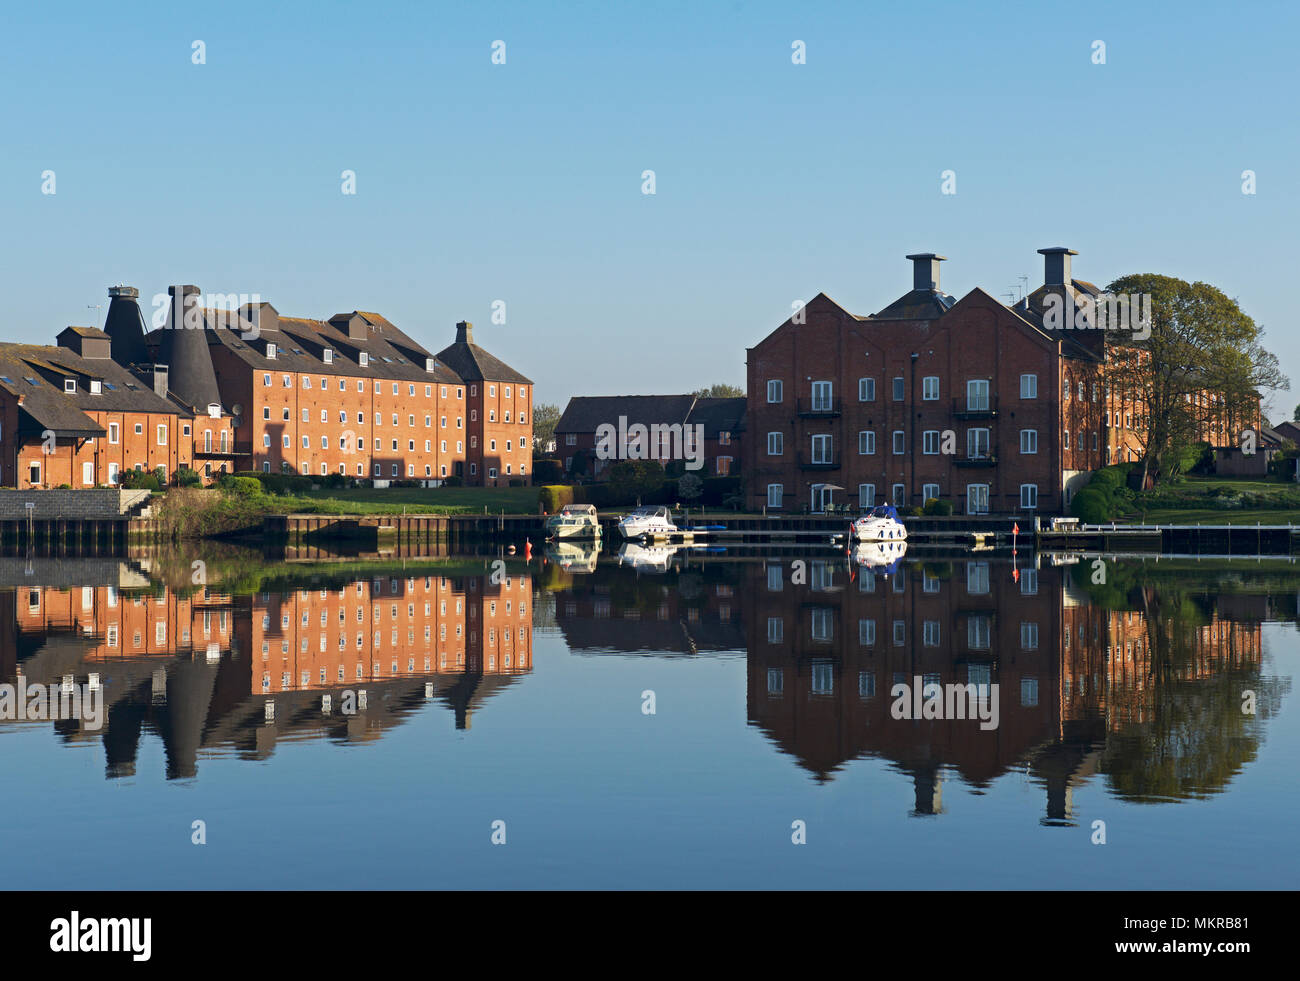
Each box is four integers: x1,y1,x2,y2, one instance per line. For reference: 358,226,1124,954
559,504,598,517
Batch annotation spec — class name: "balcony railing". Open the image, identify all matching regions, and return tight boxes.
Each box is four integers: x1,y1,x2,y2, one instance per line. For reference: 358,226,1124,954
797,398,842,418
798,452,840,471
953,454,998,468
952,396,999,419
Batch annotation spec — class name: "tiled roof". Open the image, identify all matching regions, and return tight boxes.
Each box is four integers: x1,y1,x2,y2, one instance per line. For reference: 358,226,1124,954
557,395,700,433
434,339,533,385
686,397,747,436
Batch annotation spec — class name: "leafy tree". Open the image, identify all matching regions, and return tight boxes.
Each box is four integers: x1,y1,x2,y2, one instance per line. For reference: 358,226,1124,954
1292,403,1300,422
1104,274,1287,488
606,460,664,502
692,383,744,398
532,403,561,448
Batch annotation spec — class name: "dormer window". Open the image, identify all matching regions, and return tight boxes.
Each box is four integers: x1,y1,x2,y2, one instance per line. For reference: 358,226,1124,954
425,358,435,372
64,379,76,393
266,342,277,360
207,403,220,418
89,380,102,394
323,348,333,364
358,352,369,367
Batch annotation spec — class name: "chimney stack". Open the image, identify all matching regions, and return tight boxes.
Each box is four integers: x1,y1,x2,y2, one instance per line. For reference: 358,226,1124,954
456,320,473,344
905,253,947,292
1038,247,1078,287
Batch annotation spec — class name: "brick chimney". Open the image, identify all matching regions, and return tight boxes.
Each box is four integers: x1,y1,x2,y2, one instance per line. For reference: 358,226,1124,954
1038,247,1078,286
905,253,946,291
456,320,473,344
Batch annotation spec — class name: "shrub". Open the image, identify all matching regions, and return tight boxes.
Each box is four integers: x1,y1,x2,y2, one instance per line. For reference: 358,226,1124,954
700,475,742,506
119,469,161,491
56,483,72,489
442,475,464,487
923,497,953,516
1071,487,1111,523
223,475,263,498
508,478,525,487
173,467,202,487
538,485,575,513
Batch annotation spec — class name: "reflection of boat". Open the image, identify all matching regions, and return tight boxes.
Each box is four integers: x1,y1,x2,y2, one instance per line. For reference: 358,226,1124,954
616,505,677,539
545,504,602,540
617,542,679,573
850,539,907,575
545,541,599,573
850,504,908,542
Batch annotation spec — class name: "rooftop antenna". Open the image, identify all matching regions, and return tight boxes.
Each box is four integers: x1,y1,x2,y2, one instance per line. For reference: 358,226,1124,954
87,302,102,325
1018,275,1029,298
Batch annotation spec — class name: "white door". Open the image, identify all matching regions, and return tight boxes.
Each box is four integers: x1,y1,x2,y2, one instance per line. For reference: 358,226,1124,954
108,463,119,484
83,461,94,485
966,484,989,514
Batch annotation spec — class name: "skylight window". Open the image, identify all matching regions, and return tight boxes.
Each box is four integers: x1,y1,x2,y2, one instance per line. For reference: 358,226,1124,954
25,377,39,386
0,376,12,384
104,382,118,391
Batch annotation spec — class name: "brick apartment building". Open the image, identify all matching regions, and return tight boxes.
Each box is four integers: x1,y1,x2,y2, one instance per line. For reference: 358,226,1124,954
555,394,745,478
745,248,1255,516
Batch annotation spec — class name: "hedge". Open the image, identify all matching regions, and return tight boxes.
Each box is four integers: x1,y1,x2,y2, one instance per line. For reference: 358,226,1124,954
538,485,575,513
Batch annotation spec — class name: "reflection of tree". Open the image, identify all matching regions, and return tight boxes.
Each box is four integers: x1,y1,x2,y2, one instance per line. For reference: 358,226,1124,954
1098,582,1287,802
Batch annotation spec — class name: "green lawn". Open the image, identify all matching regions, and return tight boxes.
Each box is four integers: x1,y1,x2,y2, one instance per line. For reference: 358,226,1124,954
291,485,541,515
1124,508,1300,526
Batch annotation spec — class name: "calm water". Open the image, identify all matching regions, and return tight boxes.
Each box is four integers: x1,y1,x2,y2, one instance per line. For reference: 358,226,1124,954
2,543,1296,889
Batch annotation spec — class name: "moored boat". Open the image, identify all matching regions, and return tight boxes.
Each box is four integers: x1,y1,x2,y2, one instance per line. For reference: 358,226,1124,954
616,505,677,539
850,504,908,542
545,503,602,540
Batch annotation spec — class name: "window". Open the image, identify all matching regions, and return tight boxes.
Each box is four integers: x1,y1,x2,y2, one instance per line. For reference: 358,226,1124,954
263,433,271,447
1020,373,1037,399
858,430,875,455
64,378,76,393
266,343,277,359
134,423,143,435
922,430,940,454
922,482,940,502
767,484,783,508
1020,483,1038,509
1079,382,1085,401
892,377,904,401
1020,429,1038,454
811,434,832,464
859,620,876,646
858,483,875,508
967,379,989,411
767,618,784,644
811,380,833,411
320,410,328,423
858,378,875,402
303,376,311,389
323,348,333,364
923,621,941,647
263,373,271,386
967,428,990,459
892,430,905,454
262,406,270,420
109,422,119,444
283,435,290,448
340,411,347,423
565,434,577,446
1020,622,1039,650
922,376,939,401
359,352,369,366
892,484,906,507
1063,429,1070,449
767,432,783,456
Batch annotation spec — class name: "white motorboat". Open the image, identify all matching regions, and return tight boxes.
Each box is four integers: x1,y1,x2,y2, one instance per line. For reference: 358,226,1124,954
617,542,679,573
545,503,602,540
616,505,677,539
850,504,909,542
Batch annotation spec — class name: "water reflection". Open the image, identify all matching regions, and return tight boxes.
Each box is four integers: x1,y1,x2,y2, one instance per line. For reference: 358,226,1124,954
1,561,532,778
1,548,1290,822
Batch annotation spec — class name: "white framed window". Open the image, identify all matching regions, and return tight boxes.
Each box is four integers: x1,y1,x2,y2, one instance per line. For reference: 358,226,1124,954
858,377,875,402
922,376,939,401
767,432,783,456
767,618,784,644
859,619,876,645
892,430,905,454
767,379,783,403
967,428,990,459
811,434,832,464
1020,483,1038,509
922,430,940,454
766,483,783,508
858,430,875,455
1020,373,1037,399
966,379,990,411
923,621,941,647
1063,429,1070,449
811,380,833,411
922,482,940,502
891,483,905,506
1020,622,1039,650
1020,429,1038,454
108,422,119,444
892,377,904,401
858,483,875,508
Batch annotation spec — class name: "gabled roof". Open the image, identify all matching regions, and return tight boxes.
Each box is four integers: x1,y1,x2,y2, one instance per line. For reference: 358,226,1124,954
871,288,957,321
686,397,746,436
556,395,698,433
0,342,187,437
434,339,532,385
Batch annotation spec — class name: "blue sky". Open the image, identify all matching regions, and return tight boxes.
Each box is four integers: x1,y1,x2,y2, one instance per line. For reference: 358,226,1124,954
4,0,1297,413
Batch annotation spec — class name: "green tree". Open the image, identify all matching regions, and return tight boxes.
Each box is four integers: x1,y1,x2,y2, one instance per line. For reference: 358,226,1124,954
1104,274,1287,488
1292,403,1300,422
692,383,744,398
532,403,561,449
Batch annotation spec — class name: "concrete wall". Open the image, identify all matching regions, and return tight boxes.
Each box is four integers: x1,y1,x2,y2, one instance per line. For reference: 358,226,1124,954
0,488,151,520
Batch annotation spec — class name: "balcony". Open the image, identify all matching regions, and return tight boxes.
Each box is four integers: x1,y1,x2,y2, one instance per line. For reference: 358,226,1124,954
798,452,840,471
954,454,998,468
797,398,842,418
952,396,999,419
